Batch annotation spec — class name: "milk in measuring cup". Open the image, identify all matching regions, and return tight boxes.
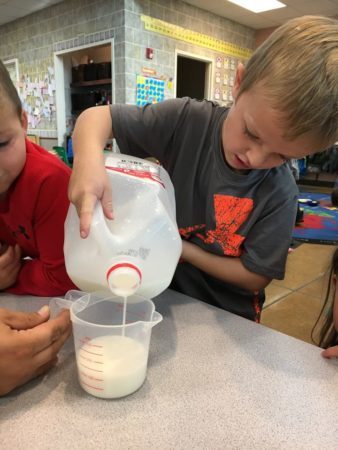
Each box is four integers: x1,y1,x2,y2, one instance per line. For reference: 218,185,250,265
77,335,147,398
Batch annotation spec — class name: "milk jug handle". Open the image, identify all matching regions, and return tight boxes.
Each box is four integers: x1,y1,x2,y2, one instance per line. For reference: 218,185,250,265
89,202,112,249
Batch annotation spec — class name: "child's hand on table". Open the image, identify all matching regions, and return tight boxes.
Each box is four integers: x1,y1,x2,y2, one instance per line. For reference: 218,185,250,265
0,306,71,396
0,244,21,290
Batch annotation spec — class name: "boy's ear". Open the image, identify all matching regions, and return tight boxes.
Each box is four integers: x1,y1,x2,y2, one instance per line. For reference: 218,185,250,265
21,110,28,133
232,63,245,100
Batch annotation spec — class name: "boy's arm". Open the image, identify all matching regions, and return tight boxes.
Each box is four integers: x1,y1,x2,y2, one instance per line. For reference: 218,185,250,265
70,105,114,237
181,240,270,291
70,99,194,237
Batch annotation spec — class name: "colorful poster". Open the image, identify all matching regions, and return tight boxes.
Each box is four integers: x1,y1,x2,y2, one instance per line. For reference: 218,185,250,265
136,75,165,107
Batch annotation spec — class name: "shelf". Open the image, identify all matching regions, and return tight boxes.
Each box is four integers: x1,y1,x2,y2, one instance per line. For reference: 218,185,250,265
71,78,112,87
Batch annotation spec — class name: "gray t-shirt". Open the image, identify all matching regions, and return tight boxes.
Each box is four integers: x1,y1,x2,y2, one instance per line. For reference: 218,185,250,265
111,97,298,321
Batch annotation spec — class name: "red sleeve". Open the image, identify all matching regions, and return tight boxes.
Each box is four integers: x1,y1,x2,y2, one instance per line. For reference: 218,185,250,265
6,168,78,296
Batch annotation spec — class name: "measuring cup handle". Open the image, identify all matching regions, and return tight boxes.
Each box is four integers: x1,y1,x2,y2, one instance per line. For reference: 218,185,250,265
49,297,73,319
65,290,89,302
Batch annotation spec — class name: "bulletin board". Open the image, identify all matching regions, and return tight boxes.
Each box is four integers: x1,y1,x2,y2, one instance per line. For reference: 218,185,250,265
213,55,241,104
19,66,56,129
136,75,165,107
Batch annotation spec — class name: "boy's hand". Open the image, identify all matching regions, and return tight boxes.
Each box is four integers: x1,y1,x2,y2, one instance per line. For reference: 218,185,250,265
321,345,338,359
68,157,113,238
0,306,71,396
0,244,21,290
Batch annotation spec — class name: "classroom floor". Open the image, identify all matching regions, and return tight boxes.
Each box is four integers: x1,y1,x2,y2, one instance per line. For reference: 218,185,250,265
261,243,336,345
300,170,338,184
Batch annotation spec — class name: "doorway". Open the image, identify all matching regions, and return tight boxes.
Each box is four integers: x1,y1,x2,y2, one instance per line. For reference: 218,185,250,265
54,40,114,146
175,51,212,100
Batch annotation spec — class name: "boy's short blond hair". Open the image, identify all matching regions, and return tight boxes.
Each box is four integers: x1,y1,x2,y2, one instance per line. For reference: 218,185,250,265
238,16,338,148
0,60,22,118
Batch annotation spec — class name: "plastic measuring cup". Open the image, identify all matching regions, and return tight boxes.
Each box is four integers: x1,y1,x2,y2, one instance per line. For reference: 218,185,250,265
50,290,162,399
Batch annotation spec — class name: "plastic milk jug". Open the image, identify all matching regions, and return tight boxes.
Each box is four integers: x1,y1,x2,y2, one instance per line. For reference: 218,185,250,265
64,153,182,298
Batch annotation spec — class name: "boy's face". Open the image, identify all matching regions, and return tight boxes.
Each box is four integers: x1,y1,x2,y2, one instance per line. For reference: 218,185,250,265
222,64,321,171
0,98,27,198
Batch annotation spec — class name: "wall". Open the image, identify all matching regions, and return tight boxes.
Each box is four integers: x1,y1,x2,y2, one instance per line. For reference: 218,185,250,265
254,26,277,48
0,0,124,138
254,14,338,48
123,0,254,104
0,0,254,137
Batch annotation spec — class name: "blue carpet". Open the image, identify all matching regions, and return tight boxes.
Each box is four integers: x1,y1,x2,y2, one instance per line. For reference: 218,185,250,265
293,192,338,245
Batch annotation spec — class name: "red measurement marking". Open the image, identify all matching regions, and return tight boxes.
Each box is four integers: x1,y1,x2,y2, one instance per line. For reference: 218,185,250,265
81,380,104,391
79,338,103,348
80,347,103,357
79,354,103,364
79,362,103,373
130,310,147,319
80,371,103,382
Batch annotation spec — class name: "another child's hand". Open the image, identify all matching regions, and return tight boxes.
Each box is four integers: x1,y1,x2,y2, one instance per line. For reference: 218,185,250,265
0,244,21,290
321,345,338,359
0,306,71,396
68,157,113,239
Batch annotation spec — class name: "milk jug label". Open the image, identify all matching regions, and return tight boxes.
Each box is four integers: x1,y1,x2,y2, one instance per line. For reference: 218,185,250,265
117,247,150,260
105,159,164,188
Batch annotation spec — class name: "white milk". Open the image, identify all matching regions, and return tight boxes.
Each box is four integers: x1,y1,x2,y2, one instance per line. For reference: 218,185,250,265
76,335,147,399
122,296,127,336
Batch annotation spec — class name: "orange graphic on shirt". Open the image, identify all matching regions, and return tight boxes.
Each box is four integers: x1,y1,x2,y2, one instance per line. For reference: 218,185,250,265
179,224,206,239
179,194,253,257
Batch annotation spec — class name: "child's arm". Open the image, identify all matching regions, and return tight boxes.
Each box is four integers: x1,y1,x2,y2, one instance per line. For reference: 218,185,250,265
70,105,114,238
181,240,270,291
321,345,338,358
321,276,338,358
6,171,77,296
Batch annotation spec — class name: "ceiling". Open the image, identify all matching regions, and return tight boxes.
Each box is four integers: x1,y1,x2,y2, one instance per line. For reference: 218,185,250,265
0,0,338,29
185,0,338,29
0,0,63,26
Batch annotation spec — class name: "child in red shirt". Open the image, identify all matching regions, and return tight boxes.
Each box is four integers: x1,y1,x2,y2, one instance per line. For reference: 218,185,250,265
0,60,77,295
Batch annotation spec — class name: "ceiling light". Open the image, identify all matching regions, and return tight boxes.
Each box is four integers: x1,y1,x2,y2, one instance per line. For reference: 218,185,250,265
227,0,286,13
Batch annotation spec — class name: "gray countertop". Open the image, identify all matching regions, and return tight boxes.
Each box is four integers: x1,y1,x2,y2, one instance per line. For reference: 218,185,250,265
0,289,338,449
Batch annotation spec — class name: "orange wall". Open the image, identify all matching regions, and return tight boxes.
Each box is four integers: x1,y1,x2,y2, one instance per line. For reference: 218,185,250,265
254,26,277,48
254,15,338,49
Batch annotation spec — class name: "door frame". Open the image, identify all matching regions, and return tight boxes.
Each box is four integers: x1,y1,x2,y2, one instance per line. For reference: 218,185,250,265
174,49,213,100
54,38,114,146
